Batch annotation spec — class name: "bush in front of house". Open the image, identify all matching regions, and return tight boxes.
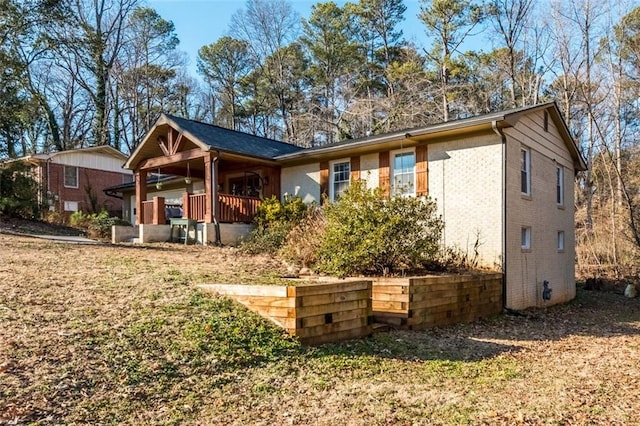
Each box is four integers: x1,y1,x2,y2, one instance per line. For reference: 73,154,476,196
316,180,444,277
70,210,131,239
241,195,308,254
0,161,40,219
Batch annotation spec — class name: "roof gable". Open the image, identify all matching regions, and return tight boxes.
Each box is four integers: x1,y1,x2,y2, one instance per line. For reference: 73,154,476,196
124,114,303,170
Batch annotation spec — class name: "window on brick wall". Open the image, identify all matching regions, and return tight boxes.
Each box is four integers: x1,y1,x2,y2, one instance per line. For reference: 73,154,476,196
521,226,531,250
556,166,564,206
64,166,78,188
391,150,416,196
557,231,565,251
330,159,350,201
521,147,531,196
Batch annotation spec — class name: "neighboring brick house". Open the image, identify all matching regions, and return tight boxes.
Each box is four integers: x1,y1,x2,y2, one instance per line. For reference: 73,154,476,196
114,101,586,310
14,146,132,219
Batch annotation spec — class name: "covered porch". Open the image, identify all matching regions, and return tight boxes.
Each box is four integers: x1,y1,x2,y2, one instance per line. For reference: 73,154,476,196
119,113,300,245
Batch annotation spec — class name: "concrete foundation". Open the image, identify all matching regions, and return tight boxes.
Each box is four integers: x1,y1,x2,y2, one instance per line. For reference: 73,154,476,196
201,222,254,246
111,225,137,243
113,222,255,246
139,224,171,243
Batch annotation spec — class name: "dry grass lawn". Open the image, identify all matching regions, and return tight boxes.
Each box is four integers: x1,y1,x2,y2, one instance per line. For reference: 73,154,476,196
2,229,640,425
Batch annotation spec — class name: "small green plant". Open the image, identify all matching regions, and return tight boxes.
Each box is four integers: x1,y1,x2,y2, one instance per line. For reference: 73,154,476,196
70,210,130,239
242,195,308,254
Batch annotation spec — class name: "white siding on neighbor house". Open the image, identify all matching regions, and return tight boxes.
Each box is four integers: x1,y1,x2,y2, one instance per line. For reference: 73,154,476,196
505,109,576,310
359,153,379,189
281,163,321,203
428,134,503,269
52,152,131,174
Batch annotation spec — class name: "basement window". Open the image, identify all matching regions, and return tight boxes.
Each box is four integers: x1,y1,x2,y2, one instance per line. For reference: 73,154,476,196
521,226,531,250
557,231,565,251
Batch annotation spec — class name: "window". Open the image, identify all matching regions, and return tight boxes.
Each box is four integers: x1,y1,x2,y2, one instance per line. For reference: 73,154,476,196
64,201,78,212
521,226,531,250
520,148,531,195
392,151,416,196
557,231,565,251
331,160,350,200
556,166,564,205
64,166,78,188
123,173,134,183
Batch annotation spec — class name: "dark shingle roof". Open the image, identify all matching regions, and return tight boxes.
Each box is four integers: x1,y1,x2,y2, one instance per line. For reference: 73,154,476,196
166,114,303,159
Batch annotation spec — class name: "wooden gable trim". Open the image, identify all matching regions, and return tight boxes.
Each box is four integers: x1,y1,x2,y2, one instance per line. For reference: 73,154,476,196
379,151,390,197
415,145,428,196
139,148,206,171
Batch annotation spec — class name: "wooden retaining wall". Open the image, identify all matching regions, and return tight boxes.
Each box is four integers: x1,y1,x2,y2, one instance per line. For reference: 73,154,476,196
199,280,372,345
372,273,503,330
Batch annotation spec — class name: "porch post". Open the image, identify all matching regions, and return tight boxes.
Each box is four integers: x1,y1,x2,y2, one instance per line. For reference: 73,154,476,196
135,170,147,225
204,152,212,223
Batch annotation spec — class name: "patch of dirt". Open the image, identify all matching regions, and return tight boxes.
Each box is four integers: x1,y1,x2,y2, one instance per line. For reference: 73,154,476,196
0,217,82,236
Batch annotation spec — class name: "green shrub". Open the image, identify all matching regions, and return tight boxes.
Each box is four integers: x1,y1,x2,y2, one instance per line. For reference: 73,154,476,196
242,196,308,254
0,162,40,219
317,180,443,277
70,210,130,239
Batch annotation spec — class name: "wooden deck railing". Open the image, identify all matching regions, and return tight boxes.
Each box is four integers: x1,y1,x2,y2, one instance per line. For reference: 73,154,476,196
188,194,206,222
141,200,154,225
218,194,261,223
140,193,261,224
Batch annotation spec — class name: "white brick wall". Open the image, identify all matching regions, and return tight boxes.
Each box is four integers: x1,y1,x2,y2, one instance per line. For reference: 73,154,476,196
428,134,504,269
504,111,576,309
280,163,321,204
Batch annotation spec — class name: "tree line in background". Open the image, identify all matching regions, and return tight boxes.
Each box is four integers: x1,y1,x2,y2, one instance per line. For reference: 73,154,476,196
2,0,640,268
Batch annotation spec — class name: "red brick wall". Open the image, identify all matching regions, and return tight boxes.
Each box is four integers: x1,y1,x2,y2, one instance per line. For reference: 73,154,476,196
46,163,129,217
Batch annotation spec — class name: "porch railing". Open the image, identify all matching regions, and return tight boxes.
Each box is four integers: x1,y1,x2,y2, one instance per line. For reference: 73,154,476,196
141,200,154,225
140,193,262,224
218,194,261,223
187,194,206,222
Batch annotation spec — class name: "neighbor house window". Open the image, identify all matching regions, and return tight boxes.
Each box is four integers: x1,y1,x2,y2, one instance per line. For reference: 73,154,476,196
64,166,78,188
392,150,416,196
521,147,531,196
544,110,549,132
557,231,565,251
331,160,350,200
64,201,78,212
521,226,531,250
556,166,564,206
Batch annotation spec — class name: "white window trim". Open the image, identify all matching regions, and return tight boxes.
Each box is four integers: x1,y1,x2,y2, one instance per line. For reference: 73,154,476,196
521,226,531,250
521,147,531,196
64,165,79,189
557,230,565,252
556,165,564,206
390,148,416,197
330,158,351,201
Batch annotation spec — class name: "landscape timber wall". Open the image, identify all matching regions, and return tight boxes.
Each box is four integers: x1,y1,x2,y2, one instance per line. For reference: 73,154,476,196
199,281,372,345
372,273,503,330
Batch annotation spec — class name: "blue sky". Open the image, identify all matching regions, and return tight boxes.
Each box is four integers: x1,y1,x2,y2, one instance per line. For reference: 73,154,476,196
147,0,431,76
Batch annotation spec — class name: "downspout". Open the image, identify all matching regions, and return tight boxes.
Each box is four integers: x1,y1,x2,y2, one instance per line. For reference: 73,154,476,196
211,153,221,246
492,121,508,310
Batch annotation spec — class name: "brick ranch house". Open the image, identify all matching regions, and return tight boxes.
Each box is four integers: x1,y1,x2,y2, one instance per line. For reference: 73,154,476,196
108,102,586,310
8,146,133,219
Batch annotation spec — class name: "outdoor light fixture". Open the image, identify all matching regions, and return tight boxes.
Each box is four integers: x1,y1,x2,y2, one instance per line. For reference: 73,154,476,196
184,163,191,185
156,167,163,190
